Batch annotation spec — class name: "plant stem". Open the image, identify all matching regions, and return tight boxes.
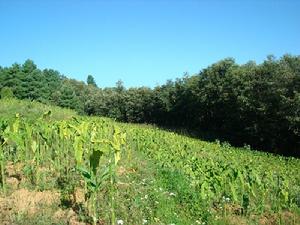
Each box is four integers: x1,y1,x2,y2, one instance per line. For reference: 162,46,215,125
0,145,5,193
110,164,115,225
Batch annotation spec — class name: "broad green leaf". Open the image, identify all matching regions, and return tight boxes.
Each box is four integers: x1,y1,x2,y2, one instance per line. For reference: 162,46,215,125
90,149,103,175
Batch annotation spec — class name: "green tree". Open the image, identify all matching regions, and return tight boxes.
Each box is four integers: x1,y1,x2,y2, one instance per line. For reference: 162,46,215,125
22,59,37,73
87,75,97,87
55,82,81,111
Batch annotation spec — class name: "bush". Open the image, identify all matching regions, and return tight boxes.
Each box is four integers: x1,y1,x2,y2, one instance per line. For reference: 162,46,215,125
1,87,14,99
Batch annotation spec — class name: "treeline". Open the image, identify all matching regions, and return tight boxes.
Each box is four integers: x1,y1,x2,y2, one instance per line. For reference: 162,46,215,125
0,55,299,156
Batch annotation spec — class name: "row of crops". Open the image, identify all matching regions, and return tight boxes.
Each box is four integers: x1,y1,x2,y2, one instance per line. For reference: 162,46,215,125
0,113,299,224
124,124,300,216
0,113,127,224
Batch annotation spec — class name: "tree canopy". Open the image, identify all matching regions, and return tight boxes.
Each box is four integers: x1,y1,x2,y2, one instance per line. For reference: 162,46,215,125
0,55,299,156
87,75,97,87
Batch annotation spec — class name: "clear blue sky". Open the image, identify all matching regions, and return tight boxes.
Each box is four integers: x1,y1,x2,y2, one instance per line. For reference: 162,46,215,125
0,0,299,88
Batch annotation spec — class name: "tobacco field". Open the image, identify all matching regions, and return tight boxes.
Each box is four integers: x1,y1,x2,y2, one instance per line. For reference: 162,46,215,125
0,99,299,225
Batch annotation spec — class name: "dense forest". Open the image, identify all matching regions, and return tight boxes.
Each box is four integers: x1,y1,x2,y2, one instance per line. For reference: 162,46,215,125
0,55,299,157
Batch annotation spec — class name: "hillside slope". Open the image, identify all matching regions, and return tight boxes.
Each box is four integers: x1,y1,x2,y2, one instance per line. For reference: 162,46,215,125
0,100,299,225
0,98,77,121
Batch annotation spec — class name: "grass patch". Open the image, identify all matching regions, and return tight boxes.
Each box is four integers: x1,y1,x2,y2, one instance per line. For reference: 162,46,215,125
0,98,76,121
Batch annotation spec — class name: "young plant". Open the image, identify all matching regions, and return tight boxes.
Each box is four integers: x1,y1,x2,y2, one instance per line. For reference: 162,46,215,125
74,124,109,225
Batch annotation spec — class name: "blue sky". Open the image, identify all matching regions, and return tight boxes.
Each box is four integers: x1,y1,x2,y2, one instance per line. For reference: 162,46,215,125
0,0,299,88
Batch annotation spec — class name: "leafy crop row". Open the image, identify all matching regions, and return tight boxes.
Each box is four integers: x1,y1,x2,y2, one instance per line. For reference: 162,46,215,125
0,113,299,223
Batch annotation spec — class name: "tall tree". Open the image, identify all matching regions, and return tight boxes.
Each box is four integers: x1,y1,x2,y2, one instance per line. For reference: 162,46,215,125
87,75,97,87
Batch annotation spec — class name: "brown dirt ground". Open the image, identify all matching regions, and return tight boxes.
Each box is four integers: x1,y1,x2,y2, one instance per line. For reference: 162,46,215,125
258,211,300,225
0,188,60,214
0,188,88,224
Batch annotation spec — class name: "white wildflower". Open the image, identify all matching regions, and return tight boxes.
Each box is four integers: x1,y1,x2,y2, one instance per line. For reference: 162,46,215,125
142,219,148,224
117,219,124,225
222,196,230,202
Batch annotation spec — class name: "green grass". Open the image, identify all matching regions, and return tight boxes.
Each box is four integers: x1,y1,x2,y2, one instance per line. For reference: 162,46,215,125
0,98,77,121
0,99,299,225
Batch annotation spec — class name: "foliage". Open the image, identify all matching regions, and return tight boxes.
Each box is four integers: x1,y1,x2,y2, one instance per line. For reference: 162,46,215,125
1,87,14,99
0,100,299,224
0,55,299,156
87,75,97,87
